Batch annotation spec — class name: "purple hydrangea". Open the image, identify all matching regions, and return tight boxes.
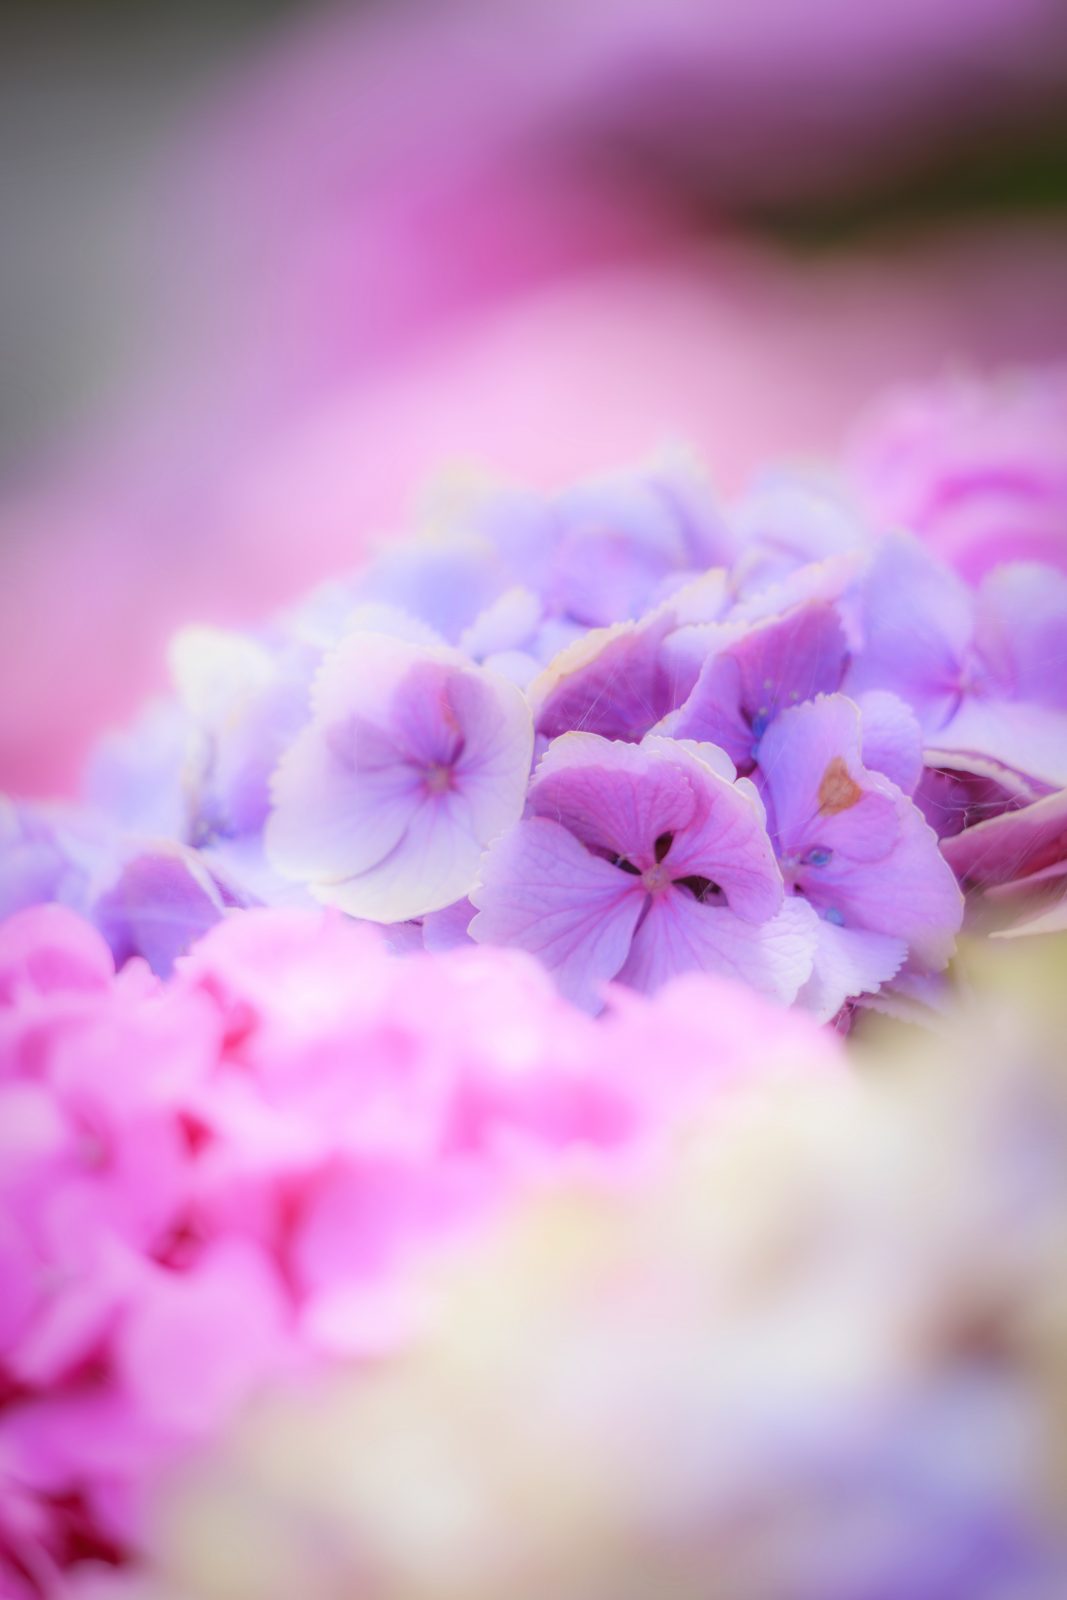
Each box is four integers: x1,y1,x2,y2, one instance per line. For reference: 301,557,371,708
6,426,1065,1015
470,733,816,1012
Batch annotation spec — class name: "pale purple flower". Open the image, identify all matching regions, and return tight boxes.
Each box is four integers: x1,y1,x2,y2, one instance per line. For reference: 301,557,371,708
266,633,533,920
470,732,816,1012
757,694,964,1020
847,535,1067,788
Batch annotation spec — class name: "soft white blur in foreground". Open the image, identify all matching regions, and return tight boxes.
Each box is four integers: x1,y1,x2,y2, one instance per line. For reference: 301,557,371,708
159,937,1067,1600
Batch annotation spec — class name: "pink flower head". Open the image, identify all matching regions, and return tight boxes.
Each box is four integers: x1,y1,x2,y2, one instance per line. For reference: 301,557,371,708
758,694,964,1019
470,732,815,1012
266,633,533,920
850,368,1067,582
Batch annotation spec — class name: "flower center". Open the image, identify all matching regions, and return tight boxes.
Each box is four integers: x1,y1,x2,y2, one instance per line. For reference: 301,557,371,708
424,763,454,795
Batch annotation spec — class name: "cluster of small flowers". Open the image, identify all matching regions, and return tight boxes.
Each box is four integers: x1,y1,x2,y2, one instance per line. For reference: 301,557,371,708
160,942,1067,1600
5,375,1066,1020
0,899,837,1595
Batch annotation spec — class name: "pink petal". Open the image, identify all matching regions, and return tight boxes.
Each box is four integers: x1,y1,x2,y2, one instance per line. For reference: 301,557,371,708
116,1239,293,1436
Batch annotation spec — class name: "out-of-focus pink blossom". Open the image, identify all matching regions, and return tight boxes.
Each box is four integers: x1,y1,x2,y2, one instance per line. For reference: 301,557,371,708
0,901,839,1595
850,367,1067,580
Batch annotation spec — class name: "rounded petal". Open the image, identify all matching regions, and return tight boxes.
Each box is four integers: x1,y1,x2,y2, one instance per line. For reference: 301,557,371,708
265,719,422,883
642,737,783,922
529,734,697,870
846,534,974,731
469,817,644,1012
856,690,924,796
795,917,907,1024
757,694,899,864
616,889,816,1003
934,697,1067,790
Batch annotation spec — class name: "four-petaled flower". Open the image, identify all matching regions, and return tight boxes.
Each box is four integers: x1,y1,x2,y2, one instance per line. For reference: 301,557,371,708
757,694,964,1020
470,732,815,1012
266,634,533,921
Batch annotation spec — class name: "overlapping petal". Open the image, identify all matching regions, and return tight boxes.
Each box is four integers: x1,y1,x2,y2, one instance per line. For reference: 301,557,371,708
266,634,533,920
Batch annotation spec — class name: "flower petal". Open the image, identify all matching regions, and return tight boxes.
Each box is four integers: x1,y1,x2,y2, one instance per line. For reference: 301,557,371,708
856,690,924,796
940,786,1067,890
469,817,644,1012
529,611,689,743
616,889,815,1003
846,534,974,731
311,789,489,922
974,562,1067,707
758,695,899,864
934,697,1067,789
795,917,907,1024
641,738,783,922
266,719,422,883
529,734,697,870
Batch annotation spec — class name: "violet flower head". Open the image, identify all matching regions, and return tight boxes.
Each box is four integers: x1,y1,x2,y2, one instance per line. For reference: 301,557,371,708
266,633,534,921
470,732,815,1012
758,694,964,1019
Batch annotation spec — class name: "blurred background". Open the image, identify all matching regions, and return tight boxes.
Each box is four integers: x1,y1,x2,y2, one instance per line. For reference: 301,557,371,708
3,0,1067,793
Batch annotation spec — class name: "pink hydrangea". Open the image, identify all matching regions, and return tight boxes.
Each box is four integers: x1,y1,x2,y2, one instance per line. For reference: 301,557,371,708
0,902,839,1596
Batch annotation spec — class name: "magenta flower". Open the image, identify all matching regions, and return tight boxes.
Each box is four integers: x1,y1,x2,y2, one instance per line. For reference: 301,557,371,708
470,733,816,1011
847,535,1067,788
757,694,964,1019
266,633,533,921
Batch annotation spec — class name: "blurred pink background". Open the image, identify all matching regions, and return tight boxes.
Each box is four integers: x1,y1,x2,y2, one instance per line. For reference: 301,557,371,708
3,0,1067,795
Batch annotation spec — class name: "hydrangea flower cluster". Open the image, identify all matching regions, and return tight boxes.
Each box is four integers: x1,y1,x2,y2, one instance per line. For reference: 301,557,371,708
6,415,1066,1020
1,376,1066,1597
161,942,1067,1600
0,901,837,1596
